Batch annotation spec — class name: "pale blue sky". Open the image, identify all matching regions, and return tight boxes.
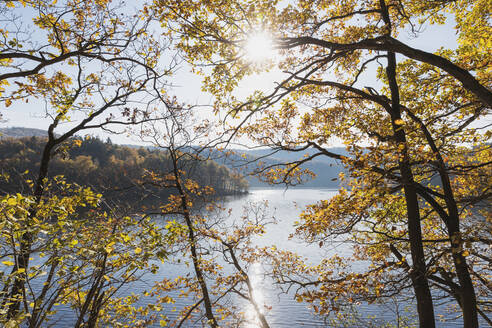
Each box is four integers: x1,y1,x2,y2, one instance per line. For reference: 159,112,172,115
1,9,459,146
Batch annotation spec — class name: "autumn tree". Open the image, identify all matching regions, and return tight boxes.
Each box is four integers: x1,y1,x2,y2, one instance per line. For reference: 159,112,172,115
153,0,491,327
0,0,180,325
0,175,174,327
136,104,272,327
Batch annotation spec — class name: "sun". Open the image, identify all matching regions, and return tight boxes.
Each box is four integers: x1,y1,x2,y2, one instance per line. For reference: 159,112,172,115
244,31,276,63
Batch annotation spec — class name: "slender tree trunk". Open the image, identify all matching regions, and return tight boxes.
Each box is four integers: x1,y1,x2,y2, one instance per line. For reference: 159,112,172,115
6,137,54,319
387,78,436,327
225,244,270,328
28,253,59,328
87,291,105,328
170,149,219,328
74,254,108,328
436,163,478,327
379,2,436,322
405,109,479,327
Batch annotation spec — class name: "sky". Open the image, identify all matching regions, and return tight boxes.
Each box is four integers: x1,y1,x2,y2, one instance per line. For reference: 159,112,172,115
0,4,460,147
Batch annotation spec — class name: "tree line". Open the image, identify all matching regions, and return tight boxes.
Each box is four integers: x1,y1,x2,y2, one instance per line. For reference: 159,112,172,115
0,135,249,201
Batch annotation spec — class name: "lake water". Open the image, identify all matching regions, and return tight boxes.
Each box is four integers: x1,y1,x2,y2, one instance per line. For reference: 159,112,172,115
133,188,346,327
15,188,469,327
138,188,465,327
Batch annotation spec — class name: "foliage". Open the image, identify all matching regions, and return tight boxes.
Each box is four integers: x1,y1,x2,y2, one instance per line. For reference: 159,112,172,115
1,0,491,327
0,136,249,200
0,0,178,326
152,0,492,327
0,178,168,327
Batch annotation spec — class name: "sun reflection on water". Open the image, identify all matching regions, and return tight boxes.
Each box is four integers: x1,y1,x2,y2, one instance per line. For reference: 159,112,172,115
244,262,268,328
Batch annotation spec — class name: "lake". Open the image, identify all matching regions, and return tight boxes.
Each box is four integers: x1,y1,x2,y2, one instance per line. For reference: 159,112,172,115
20,188,469,327
137,188,465,327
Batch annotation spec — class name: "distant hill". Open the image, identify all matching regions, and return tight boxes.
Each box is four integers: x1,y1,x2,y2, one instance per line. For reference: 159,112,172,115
222,148,347,188
121,146,347,188
0,127,49,138
0,126,346,188
240,147,348,163
0,136,248,207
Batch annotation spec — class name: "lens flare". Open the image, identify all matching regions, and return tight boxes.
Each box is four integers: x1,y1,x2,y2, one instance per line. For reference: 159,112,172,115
244,31,275,63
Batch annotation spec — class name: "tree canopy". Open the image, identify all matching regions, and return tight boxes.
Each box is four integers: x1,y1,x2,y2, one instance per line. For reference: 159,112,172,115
152,0,491,327
0,0,490,327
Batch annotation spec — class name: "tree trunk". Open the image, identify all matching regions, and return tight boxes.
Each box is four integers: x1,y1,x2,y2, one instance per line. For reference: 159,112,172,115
6,137,54,319
379,2,436,321
170,149,219,328
397,163,436,328
437,167,478,328
406,109,479,327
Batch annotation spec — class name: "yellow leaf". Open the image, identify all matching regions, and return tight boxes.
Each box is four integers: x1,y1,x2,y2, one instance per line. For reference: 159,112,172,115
394,119,404,125
2,261,15,266
134,247,142,254
5,99,12,107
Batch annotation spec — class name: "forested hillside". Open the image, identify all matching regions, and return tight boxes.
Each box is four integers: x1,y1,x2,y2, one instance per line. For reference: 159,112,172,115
0,136,248,203
1,127,345,188
230,148,346,188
